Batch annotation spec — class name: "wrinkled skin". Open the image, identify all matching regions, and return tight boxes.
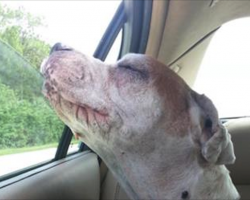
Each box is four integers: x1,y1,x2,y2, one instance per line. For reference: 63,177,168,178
41,47,239,200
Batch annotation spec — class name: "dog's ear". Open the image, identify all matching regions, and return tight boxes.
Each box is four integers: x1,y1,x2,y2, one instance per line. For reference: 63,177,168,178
190,91,236,165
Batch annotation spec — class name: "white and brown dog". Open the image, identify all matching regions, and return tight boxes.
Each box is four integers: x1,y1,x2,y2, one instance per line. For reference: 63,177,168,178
41,43,239,200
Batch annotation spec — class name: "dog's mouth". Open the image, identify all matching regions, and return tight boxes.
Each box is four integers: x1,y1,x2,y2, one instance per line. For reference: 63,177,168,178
42,79,110,136
75,104,109,125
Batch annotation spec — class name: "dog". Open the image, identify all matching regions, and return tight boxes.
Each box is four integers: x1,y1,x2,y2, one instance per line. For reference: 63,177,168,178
40,43,240,200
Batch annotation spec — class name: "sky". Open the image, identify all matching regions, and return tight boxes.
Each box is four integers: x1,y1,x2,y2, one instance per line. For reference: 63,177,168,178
1,1,250,118
1,1,121,62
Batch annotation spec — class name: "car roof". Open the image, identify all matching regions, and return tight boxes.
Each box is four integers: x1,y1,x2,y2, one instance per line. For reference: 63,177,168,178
138,0,250,86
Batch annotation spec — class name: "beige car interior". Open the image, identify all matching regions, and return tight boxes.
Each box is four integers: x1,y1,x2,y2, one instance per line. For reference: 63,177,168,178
0,153,100,200
0,0,249,199
145,0,250,87
0,118,249,200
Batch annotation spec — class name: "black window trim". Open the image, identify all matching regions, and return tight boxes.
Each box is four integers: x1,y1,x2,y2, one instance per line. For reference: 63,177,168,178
93,1,126,61
119,0,153,55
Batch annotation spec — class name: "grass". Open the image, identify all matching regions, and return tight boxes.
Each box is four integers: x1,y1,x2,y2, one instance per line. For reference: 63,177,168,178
0,143,59,156
0,139,79,156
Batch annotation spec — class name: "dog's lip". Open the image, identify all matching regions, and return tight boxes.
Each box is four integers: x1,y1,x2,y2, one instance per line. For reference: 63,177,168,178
64,98,109,129
75,102,109,121
43,81,109,125
60,93,109,118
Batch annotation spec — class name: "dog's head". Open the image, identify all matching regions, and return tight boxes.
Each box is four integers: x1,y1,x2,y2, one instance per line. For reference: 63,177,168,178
41,44,239,200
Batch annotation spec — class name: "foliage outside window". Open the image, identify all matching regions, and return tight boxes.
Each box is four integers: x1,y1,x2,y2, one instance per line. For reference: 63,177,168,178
0,4,50,69
0,1,121,176
0,4,64,176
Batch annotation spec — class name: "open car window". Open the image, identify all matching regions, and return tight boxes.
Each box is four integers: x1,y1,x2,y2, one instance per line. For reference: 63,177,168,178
0,40,64,177
0,1,121,178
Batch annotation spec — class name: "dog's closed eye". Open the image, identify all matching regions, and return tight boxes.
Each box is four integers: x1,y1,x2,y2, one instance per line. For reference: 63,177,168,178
118,64,139,72
118,64,149,79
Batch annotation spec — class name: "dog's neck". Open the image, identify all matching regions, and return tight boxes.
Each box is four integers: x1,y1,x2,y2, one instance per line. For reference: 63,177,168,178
113,135,197,199
74,99,238,200
92,133,237,200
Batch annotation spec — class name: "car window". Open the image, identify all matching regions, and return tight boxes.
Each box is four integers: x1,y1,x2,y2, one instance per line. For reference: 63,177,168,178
0,40,64,177
0,1,121,177
194,18,250,118
105,30,122,63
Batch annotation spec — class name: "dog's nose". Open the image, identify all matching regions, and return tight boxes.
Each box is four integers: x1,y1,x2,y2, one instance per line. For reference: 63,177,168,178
50,43,73,55
40,43,73,75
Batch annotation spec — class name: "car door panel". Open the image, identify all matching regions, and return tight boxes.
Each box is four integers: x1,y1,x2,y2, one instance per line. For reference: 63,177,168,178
0,152,100,200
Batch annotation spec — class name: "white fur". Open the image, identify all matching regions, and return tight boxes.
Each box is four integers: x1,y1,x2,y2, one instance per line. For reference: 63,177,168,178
41,52,240,200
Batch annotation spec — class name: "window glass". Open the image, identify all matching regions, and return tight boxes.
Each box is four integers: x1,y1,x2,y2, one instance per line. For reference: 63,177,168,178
0,40,64,177
0,1,121,177
194,18,250,118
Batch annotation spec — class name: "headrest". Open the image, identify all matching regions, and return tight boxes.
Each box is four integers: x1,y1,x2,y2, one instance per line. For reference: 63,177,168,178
225,118,250,184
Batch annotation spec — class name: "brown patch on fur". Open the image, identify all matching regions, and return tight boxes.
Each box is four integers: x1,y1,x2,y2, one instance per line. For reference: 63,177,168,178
148,57,192,137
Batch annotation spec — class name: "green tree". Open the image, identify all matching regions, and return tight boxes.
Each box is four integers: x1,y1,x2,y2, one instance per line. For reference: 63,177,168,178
0,40,43,101
0,3,50,70
0,80,63,149
0,4,64,150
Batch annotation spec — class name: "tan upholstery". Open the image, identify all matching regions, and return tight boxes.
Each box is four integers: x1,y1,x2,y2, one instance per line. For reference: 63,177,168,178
145,0,250,65
225,118,250,200
0,152,100,200
100,162,130,200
